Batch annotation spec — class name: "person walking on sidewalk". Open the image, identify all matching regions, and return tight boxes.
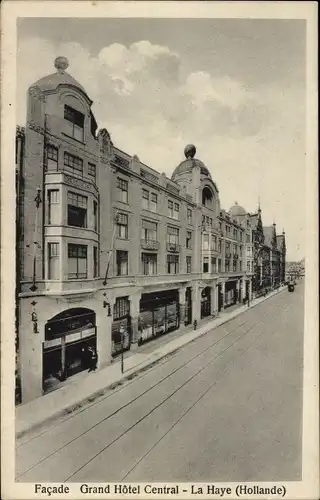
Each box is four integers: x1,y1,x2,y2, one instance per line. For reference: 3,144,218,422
88,346,98,372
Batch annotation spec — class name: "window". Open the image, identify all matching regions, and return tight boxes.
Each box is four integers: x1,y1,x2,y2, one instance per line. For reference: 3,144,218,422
203,234,209,250
218,259,222,272
68,244,87,279
211,235,217,251
88,163,96,182
142,253,157,275
116,213,128,239
48,189,59,225
150,193,157,213
64,153,83,176
239,261,242,272
225,258,230,272
114,297,130,320
141,220,157,241
233,229,237,240
239,245,243,257
202,186,213,208
233,244,237,256
247,261,251,272
233,260,237,272
93,201,98,232
93,246,98,278
203,257,209,273
64,105,84,142
226,226,231,236
186,256,192,273
142,190,157,212
142,189,149,210
167,226,179,244
117,178,128,203
218,239,222,253
116,250,128,276
187,208,192,225
67,192,87,228
47,145,58,171
206,216,210,227
211,257,217,273
48,243,59,280
239,231,243,242
186,231,192,249
246,233,251,243
168,200,173,218
167,254,179,274
210,218,213,228
174,203,179,220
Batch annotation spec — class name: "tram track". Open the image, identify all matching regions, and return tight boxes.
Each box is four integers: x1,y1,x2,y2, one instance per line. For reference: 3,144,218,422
17,294,281,450
17,296,287,481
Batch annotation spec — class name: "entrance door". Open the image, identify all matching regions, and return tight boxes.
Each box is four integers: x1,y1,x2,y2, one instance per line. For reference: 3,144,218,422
185,287,192,325
201,287,211,319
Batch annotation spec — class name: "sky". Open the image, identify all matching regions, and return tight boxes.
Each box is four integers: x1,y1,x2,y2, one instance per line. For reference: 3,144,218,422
17,18,306,261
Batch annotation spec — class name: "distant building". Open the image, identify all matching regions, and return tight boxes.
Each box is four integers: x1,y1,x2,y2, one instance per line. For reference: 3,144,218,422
15,57,286,403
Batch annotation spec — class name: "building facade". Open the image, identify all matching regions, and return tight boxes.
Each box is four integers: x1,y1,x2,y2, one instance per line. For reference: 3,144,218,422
15,57,285,404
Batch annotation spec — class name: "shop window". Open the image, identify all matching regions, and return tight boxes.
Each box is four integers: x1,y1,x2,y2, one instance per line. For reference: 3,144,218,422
114,297,130,320
167,255,179,274
142,253,157,275
186,256,192,273
48,242,59,280
88,163,96,182
48,189,60,225
186,231,192,249
64,152,83,176
116,250,128,276
93,246,98,278
117,178,128,203
67,191,87,228
68,244,87,279
47,145,58,171
116,213,128,239
187,208,192,225
203,257,209,273
64,105,84,142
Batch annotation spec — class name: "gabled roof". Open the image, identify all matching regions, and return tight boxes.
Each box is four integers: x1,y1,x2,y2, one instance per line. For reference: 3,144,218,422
276,234,285,251
263,226,274,247
249,213,259,230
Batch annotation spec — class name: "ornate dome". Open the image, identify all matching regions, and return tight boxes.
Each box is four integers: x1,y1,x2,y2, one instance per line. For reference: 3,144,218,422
229,202,247,216
171,144,212,181
31,57,87,96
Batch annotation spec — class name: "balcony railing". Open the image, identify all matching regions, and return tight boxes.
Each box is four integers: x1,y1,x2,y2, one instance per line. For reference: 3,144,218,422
141,239,160,251
166,242,180,253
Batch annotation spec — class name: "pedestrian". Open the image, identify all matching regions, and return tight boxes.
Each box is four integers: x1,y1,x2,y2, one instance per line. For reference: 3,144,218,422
88,346,98,372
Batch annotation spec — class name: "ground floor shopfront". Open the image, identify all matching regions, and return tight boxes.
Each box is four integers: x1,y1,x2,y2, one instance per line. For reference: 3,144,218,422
17,279,226,404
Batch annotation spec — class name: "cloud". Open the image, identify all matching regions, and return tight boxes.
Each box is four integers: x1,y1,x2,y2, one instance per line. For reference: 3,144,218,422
16,35,306,260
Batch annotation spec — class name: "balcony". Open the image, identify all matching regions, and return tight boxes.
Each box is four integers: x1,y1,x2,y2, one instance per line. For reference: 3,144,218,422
141,239,160,251
166,242,180,253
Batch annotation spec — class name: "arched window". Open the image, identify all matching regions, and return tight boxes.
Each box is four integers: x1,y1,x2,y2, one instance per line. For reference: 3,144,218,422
202,186,214,208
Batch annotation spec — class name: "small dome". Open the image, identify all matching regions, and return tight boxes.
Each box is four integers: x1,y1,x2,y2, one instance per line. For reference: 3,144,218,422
31,56,87,96
171,144,212,181
229,202,246,216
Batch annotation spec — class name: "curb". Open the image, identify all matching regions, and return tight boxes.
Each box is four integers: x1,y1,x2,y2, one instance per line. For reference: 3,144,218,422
16,287,286,439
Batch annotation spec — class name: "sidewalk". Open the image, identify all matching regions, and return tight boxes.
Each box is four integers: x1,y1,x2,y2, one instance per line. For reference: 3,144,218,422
16,286,286,438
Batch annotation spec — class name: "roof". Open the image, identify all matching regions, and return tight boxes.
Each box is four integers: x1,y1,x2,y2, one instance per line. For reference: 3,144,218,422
263,226,275,247
31,57,89,99
229,202,246,216
171,157,212,181
249,213,259,230
276,234,285,250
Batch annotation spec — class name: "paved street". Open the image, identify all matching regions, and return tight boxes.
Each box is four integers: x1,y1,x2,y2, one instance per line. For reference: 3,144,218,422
16,283,304,483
